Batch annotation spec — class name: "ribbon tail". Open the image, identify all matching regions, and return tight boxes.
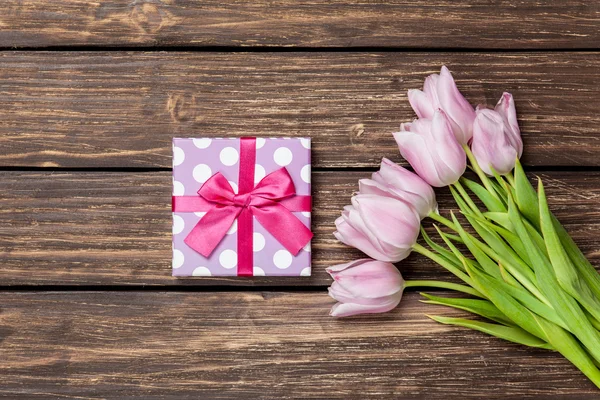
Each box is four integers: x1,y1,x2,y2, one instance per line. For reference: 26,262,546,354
184,207,240,257
237,208,254,277
253,203,313,256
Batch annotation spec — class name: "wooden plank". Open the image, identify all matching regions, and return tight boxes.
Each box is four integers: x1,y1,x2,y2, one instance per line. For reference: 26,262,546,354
1,170,599,286
0,1,598,49
1,52,599,169
0,291,596,398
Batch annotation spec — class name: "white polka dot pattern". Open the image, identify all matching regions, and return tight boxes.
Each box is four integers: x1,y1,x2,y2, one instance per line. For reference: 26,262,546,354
254,164,266,183
253,232,265,252
273,250,293,269
173,249,185,269
301,164,311,183
172,214,185,235
193,164,212,183
273,147,293,166
192,267,212,276
173,180,185,196
193,138,212,149
220,147,239,166
300,267,311,277
173,146,185,166
219,249,237,269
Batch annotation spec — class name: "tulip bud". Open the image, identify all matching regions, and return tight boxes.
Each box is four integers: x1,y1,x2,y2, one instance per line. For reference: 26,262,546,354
327,259,405,317
334,194,420,262
359,158,437,219
495,92,523,156
471,105,522,176
407,66,475,144
393,109,467,187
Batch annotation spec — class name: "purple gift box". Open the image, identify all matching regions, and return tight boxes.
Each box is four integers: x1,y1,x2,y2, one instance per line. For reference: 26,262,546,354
172,137,312,277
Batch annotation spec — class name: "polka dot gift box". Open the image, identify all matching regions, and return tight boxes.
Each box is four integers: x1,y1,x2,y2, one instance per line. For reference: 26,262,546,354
172,137,312,277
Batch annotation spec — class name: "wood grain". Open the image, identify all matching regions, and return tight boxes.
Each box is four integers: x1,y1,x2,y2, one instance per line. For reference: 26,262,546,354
2,170,599,286
0,52,599,169
0,291,596,399
0,1,598,49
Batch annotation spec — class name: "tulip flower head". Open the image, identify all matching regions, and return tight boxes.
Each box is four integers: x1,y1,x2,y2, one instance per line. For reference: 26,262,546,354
393,110,467,187
334,194,420,262
327,259,405,317
407,66,476,144
471,94,523,175
359,158,437,219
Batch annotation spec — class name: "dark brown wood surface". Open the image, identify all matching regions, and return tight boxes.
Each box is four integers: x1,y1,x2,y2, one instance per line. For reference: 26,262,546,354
0,1,598,49
1,52,599,169
1,291,598,399
1,1,600,398
1,170,599,287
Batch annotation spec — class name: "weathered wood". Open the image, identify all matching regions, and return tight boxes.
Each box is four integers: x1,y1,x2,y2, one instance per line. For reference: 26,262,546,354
0,52,599,169
1,170,598,286
0,1,598,49
0,291,596,398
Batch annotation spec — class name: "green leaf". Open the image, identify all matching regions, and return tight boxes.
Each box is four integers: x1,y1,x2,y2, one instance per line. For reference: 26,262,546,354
484,211,548,258
555,218,600,301
465,212,530,265
508,192,600,364
420,292,513,325
460,177,506,213
471,263,568,330
462,260,548,340
513,158,540,229
434,225,466,263
420,227,464,271
412,243,477,290
428,315,553,350
538,179,600,324
461,211,538,291
449,210,502,280
532,313,600,389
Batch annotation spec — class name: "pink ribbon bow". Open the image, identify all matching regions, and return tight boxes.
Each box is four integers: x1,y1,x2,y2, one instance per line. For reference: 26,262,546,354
172,137,313,276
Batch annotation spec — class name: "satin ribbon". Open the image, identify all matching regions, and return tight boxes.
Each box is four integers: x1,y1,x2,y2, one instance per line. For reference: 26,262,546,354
172,137,313,276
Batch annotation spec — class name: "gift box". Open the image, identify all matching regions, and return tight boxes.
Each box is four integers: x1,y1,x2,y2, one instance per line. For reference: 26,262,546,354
172,137,312,277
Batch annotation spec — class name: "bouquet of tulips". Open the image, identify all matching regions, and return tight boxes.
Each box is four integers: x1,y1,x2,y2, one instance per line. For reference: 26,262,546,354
329,66,600,388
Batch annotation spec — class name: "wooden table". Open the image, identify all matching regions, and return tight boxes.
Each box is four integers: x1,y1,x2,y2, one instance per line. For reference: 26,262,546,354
1,2,599,398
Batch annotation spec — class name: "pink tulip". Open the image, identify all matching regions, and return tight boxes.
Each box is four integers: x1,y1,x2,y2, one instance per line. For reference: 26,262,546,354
471,99,523,175
407,66,475,144
334,194,420,262
393,109,466,187
359,158,437,219
327,259,405,317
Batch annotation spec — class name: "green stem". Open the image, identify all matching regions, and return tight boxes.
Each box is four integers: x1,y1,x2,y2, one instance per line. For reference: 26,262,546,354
427,211,458,231
405,280,483,298
452,180,484,217
463,144,503,202
412,243,483,297
505,170,515,186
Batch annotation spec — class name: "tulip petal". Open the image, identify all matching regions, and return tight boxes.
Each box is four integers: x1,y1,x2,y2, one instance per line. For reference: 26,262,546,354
331,260,404,298
330,292,403,317
408,89,435,119
335,214,394,261
437,66,476,144
495,92,523,157
393,129,443,187
354,195,419,249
